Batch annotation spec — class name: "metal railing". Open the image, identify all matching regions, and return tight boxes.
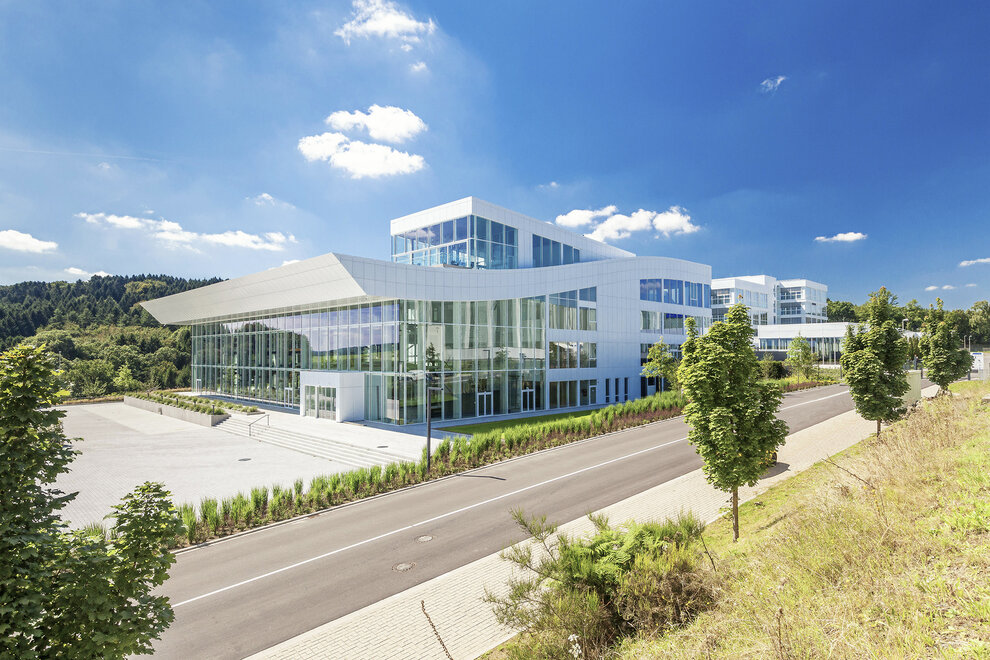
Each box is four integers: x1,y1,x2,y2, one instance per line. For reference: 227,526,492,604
247,414,270,437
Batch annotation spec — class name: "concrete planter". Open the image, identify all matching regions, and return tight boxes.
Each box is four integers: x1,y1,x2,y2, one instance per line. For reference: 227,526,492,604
124,396,230,427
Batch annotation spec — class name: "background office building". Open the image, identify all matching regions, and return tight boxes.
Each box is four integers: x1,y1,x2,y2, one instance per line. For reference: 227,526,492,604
711,275,828,325
143,197,713,425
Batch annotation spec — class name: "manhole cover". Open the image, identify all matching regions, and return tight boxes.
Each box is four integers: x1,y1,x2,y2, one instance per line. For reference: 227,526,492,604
416,535,433,543
238,458,251,462
393,562,415,572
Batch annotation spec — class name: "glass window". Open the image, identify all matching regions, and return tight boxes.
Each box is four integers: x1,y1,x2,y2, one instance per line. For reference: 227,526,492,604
663,279,683,305
455,216,468,241
442,220,454,244
573,248,580,263
532,235,542,267
491,221,503,245
552,241,562,266
475,216,488,240
563,244,574,265
504,225,517,246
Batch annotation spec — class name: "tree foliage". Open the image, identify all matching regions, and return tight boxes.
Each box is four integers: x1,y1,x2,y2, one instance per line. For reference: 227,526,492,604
839,287,909,437
785,335,816,380
677,303,789,541
641,339,679,392
0,344,183,658
920,298,972,394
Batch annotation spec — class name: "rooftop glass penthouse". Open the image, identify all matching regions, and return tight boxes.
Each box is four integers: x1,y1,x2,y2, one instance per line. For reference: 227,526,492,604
143,197,713,425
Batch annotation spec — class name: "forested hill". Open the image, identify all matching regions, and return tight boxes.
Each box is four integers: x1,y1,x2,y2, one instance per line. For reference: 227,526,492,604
0,275,221,346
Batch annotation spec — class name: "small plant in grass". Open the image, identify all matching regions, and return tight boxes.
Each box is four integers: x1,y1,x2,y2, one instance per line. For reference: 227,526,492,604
250,486,268,519
199,498,220,536
220,497,233,527
180,503,197,544
293,478,304,496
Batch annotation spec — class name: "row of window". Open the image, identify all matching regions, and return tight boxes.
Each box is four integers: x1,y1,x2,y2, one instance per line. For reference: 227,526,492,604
639,279,711,307
712,288,770,310
548,379,597,410
391,215,518,255
548,288,598,332
532,234,581,268
640,311,712,334
392,240,519,270
548,341,597,369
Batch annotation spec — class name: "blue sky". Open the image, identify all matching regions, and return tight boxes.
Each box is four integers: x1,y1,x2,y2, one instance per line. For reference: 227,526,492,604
1,1,988,307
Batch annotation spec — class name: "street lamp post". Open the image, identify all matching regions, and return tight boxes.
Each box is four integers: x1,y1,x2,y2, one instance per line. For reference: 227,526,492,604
424,376,443,474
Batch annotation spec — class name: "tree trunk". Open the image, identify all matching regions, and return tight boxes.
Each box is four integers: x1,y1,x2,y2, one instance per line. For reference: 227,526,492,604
732,487,739,542
876,418,881,439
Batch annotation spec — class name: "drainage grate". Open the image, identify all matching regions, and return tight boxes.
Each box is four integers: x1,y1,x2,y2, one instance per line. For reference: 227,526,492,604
393,562,415,572
416,535,434,543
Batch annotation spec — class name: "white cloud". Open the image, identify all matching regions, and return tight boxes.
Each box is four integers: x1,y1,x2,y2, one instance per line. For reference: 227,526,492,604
555,205,616,228
248,192,295,209
966,283,977,288
538,181,560,191
924,286,939,291
0,229,58,253
97,162,112,171
942,285,956,290
325,104,426,143
76,213,297,252
400,43,413,52
815,231,867,243
959,257,990,267
570,205,700,243
281,259,300,266
760,75,787,93
298,132,425,178
410,61,428,73
65,266,111,279
335,0,435,46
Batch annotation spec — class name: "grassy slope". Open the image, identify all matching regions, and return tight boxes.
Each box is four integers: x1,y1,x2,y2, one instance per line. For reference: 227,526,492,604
616,381,990,658
442,409,599,435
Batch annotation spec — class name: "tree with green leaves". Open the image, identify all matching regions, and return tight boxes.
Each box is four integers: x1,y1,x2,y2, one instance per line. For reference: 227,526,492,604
641,338,679,392
826,298,858,322
677,304,789,541
920,298,972,394
1,343,183,659
839,287,909,438
785,335,816,380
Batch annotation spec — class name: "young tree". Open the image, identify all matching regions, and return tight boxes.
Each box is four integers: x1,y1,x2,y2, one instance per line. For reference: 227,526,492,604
677,304,789,541
112,364,141,392
839,287,909,438
0,343,183,659
920,298,972,394
640,338,679,392
785,335,816,380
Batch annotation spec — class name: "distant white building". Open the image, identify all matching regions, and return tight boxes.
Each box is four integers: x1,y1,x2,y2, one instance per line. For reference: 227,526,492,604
711,275,828,325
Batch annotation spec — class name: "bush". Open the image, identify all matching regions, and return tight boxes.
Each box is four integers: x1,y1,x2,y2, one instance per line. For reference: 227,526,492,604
486,511,716,659
759,357,788,380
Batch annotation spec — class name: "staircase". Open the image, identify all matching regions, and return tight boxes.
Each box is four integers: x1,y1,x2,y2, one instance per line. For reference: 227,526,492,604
216,416,412,469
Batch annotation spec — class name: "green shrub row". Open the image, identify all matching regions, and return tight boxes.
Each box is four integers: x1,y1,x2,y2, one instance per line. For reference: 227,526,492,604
172,391,687,547
129,391,227,416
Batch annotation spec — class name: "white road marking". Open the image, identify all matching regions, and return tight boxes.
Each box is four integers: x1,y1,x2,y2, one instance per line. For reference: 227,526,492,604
173,387,850,608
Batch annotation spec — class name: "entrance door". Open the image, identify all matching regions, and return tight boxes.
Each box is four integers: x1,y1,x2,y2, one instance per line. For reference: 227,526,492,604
522,388,536,412
304,385,317,418
317,386,337,420
477,391,494,417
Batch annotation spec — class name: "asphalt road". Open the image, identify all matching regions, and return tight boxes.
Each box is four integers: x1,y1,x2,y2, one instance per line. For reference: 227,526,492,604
152,384,857,659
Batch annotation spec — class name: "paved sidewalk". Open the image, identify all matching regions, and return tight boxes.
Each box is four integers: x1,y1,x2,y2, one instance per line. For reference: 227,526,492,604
249,408,877,660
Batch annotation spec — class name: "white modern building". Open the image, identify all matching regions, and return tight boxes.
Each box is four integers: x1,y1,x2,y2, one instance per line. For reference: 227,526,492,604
711,275,828,325
754,322,922,364
142,197,713,425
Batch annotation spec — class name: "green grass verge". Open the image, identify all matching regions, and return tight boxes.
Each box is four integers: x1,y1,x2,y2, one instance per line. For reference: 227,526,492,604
442,409,600,435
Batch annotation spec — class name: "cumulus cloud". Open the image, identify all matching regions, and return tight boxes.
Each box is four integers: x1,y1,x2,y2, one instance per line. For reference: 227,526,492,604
815,231,867,243
959,257,990,267
65,266,111,279
77,213,296,252
0,229,58,253
555,205,617,228
410,61,428,73
924,286,939,291
298,132,425,178
335,0,435,46
325,105,426,143
966,283,977,288
281,259,300,267
559,205,700,243
538,181,560,191
760,75,787,93
942,285,956,290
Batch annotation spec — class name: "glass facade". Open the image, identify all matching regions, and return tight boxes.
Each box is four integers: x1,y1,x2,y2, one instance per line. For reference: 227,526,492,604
532,234,581,268
640,278,710,308
391,215,518,269
191,296,546,424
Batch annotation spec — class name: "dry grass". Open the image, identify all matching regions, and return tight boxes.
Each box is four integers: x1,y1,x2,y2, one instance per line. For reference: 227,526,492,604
618,383,990,659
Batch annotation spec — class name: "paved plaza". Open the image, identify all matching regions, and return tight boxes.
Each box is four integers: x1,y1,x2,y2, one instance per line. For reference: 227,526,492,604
55,403,401,528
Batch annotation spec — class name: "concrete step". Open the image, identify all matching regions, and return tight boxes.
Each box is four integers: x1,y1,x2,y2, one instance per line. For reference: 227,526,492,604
215,416,412,469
